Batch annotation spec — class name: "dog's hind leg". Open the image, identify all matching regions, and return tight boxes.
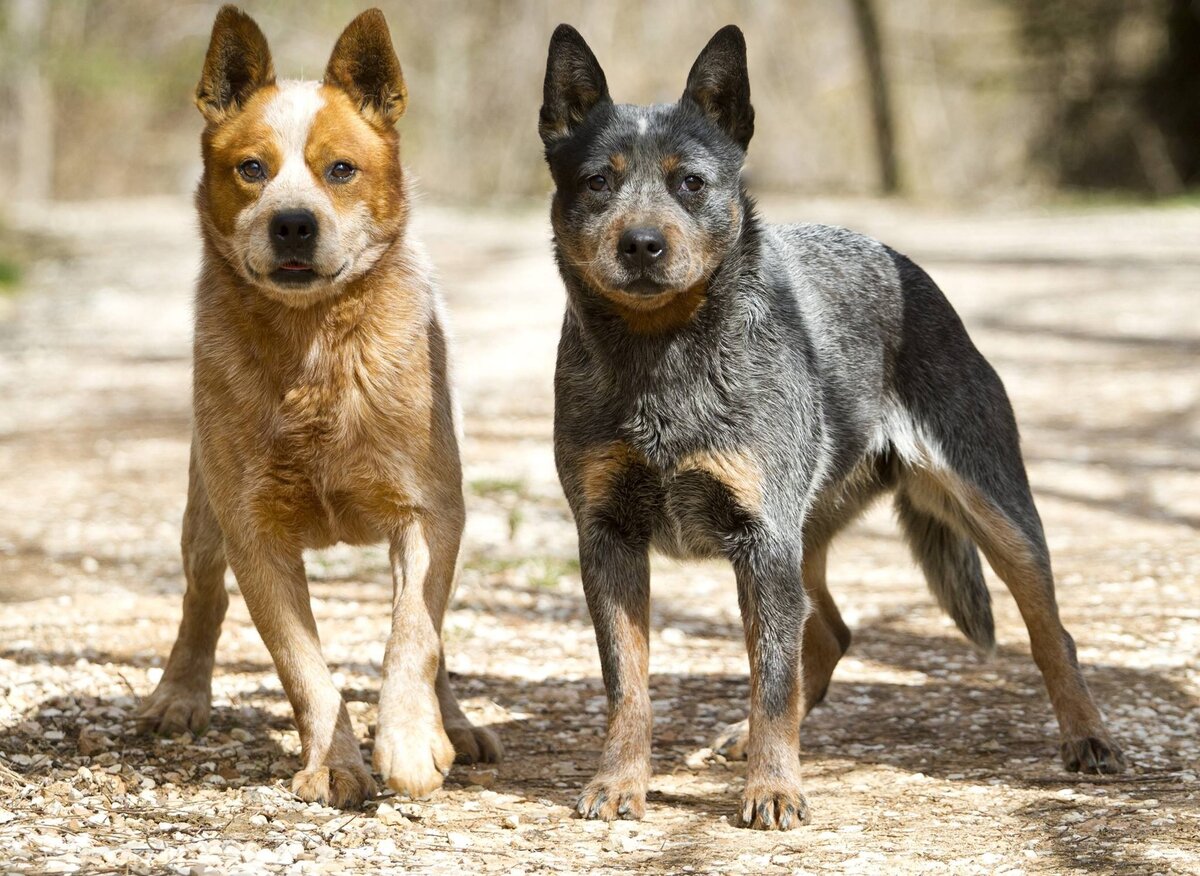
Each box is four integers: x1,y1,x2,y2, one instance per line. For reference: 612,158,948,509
435,648,503,765
137,445,229,735
799,543,852,710
903,446,1124,774
887,248,1122,773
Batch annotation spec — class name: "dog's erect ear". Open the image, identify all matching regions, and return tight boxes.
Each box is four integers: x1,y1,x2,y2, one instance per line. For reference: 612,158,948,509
682,25,754,150
539,24,610,147
196,5,275,124
324,8,408,126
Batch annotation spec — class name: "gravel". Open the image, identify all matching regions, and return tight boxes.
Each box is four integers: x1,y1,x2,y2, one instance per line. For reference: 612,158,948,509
1,197,1198,874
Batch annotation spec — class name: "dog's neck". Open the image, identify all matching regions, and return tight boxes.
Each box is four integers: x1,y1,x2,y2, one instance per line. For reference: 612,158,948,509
196,234,430,380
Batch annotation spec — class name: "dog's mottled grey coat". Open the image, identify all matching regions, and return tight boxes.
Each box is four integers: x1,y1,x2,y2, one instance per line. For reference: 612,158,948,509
541,23,1123,830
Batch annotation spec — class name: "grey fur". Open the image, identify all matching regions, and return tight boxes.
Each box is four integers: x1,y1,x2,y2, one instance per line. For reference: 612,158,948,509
541,23,1123,827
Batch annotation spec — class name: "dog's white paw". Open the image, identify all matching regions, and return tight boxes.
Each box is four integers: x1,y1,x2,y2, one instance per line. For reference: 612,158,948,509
373,720,455,798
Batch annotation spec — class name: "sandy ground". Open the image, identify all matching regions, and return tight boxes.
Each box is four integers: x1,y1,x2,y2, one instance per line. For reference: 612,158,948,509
0,195,1198,875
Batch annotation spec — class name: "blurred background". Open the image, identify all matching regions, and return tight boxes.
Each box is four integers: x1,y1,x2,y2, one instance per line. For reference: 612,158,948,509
1,0,1199,207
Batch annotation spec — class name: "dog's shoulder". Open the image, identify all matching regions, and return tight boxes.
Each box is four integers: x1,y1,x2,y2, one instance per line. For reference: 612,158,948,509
753,222,905,341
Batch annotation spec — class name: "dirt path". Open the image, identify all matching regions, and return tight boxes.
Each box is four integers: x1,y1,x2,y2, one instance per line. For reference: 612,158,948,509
1,196,1197,874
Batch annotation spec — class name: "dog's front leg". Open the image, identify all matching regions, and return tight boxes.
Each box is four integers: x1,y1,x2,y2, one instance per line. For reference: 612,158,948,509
224,536,374,807
373,514,458,798
137,448,228,735
734,541,810,830
575,520,652,821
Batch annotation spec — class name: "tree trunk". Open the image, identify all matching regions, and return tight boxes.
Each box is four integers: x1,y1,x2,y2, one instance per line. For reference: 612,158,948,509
10,0,54,203
848,0,899,195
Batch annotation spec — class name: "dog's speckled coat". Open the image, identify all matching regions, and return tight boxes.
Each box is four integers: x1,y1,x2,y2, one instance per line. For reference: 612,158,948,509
540,23,1124,830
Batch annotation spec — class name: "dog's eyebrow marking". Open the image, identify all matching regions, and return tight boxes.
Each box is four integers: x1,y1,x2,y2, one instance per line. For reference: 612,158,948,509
610,153,627,173
661,154,680,175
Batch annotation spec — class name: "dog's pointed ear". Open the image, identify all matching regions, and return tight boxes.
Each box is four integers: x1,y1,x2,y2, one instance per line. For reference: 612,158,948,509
195,5,275,124
539,24,610,147
682,25,754,150
324,8,408,126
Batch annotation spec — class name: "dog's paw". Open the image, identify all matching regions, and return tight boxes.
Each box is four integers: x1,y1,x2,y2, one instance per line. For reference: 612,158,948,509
292,762,376,808
135,682,212,736
575,774,646,821
739,778,810,831
446,720,503,765
373,721,455,799
712,718,749,761
1061,736,1126,774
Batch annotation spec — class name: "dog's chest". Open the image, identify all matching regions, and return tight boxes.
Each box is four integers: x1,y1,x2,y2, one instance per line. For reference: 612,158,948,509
578,429,765,561
248,351,427,546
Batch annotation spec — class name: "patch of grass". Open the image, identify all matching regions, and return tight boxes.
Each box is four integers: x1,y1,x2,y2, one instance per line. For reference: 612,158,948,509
1048,188,1200,212
0,259,19,290
469,477,528,499
507,506,524,541
464,554,580,589
528,556,580,590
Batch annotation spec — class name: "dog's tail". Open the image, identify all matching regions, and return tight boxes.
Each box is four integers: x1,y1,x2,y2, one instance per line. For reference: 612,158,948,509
895,492,996,653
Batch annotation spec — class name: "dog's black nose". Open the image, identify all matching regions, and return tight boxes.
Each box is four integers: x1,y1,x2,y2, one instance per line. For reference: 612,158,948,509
269,210,318,259
618,227,667,269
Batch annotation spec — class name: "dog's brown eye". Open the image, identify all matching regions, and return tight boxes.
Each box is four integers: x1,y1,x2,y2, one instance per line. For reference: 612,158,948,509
681,174,705,193
586,174,609,192
238,159,266,182
329,161,356,182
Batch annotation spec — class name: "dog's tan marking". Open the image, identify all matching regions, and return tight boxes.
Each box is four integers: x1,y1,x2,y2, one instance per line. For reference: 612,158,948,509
739,581,808,830
799,545,849,713
610,152,627,174
578,441,644,507
310,85,406,229
550,197,720,328
678,448,763,511
599,281,708,335
577,576,651,822
660,153,681,175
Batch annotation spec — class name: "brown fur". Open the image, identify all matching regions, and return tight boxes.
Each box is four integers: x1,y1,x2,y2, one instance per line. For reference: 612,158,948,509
600,282,708,335
575,602,652,822
678,448,762,512
137,6,500,809
550,196,722,335
738,577,809,830
579,441,644,506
